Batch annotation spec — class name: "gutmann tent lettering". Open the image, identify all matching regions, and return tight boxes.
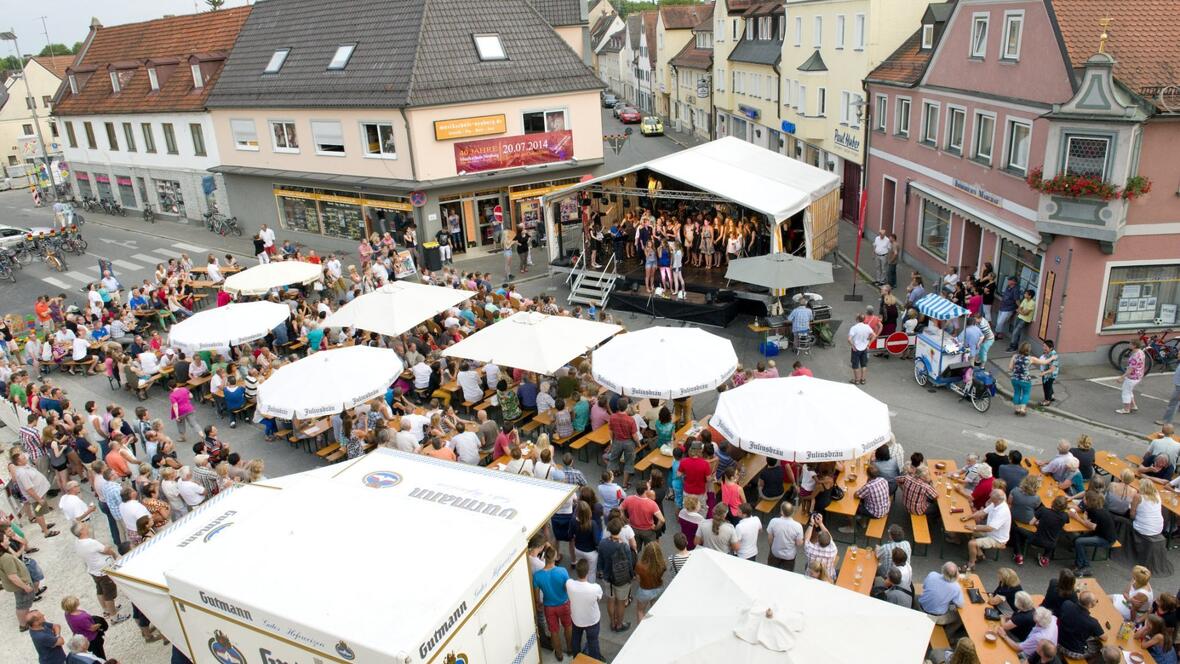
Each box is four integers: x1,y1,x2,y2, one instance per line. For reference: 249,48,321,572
408,487,519,520
199,591,253,621
419,601,467,659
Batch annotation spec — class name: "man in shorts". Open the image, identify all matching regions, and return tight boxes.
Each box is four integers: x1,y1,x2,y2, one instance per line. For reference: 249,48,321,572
0,532,38,630
71,522,128,623
607,398,641,488
596,518,636,634
847,313,876,385
963,489,1011,572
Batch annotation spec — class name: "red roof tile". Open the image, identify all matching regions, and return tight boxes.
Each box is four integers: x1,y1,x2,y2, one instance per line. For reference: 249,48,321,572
32,55,73,80
670,40,712,71
54,7,250,116
866,29,930,87
1051,0,1180,106
642,10,658,67
661,4,713,30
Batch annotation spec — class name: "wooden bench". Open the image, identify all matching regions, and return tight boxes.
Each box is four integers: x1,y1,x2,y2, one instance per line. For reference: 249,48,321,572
271,427,291,442
755,496,782,515
135,374,162,400
863,516,888,545
929,625,950,651
1083,538,1121,562
911,514,931,556
1127,454,1143,466
315,443,341,459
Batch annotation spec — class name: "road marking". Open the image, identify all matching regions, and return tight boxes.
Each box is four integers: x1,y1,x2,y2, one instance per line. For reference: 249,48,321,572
152,248,182,258
960,429,1043,454
132,253,162,265
111,259,141,271
40,276,71,289
1086,376,1169,403
172,242,207,253
62,270,94,284
85,265,100,272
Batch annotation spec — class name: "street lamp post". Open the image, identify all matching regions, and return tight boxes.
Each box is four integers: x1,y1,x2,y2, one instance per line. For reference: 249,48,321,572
1,29,55,202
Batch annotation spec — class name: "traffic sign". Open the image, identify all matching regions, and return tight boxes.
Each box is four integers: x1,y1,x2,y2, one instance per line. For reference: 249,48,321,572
885,331,911,356
493,204,503,223
410,190,427,207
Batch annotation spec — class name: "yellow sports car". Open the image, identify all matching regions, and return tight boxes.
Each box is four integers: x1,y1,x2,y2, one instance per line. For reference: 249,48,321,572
640,116,664,136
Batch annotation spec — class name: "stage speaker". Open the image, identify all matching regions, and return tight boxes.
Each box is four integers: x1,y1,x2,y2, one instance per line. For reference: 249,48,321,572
716,290,736,303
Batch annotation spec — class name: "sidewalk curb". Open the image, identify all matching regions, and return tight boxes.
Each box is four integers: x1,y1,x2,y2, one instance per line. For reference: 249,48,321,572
84,216,256,260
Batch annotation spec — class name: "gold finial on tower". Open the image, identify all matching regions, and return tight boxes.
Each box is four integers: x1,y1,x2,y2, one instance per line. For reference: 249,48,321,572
1098,18,1112,54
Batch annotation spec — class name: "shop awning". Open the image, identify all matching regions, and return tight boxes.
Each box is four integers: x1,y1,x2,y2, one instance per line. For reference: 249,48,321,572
910,181,1042,251
541,136,840,222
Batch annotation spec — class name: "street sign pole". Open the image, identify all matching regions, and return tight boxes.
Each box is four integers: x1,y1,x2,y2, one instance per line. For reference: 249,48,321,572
844,189,869,302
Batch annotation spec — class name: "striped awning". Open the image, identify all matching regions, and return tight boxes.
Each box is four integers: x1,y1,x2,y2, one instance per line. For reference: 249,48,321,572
915,293,969,321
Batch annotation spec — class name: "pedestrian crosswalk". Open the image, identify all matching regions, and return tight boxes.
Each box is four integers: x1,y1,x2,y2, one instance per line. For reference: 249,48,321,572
36,242,212,290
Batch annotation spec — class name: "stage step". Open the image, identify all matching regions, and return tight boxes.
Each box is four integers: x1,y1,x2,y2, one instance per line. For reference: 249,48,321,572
568,269,619,307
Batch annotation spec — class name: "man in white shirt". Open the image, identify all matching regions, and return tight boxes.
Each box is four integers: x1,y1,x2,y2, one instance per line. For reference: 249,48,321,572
871,229,892,284
259,224,276,254
766,501,805,570
100,272,121,304
118,487,150,534
411,360,433,391
965,489,1011,571
71,522,127,622
401,412,431,443
177,467,206,507
393,421,420,452
456,363,484,403
448,424,483,465
565,559,604,660
137,350,160,376
58,481,95,526
847,313,876,385
734,504,761,561
484,363,501,391
207,259,223,284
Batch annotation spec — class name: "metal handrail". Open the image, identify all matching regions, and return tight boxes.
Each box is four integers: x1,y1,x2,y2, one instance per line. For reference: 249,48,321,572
564,250,584,286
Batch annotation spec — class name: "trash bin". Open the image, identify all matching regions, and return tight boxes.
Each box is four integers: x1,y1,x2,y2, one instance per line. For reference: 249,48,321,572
421,241,443,271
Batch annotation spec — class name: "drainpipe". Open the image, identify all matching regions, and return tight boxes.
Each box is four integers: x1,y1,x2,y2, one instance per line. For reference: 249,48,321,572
398,107,423,238
861,80,873,232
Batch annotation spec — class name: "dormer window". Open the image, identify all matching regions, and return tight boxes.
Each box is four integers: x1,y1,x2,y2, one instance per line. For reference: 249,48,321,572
68,74,78,94
264,48,289,74
327,43,356,70
921,24,934,49
109,71,121,94
191,63,204,89
148,67,160,91
473,34,506,61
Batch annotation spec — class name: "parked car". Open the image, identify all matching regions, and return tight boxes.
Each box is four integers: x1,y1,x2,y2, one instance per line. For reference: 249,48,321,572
0,224,31,249
613,103,636,120
602,92,619,108
640,116,664,136
617,106,642,124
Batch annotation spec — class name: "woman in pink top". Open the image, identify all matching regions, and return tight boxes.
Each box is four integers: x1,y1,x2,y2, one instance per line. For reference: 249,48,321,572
1116,339,1146,414
719,467,743,523
169,385,200,442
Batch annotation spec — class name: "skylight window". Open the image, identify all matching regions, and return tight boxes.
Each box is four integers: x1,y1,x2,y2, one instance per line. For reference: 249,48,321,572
327,44,356,70
473,34,506,61
264,48,290,74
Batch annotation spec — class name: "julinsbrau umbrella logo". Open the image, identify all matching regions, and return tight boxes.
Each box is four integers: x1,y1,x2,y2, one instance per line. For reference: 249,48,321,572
207,630,246,664
362,471,403,489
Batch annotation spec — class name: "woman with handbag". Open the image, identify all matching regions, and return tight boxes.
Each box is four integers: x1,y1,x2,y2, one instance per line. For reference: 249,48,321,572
62,595,113,657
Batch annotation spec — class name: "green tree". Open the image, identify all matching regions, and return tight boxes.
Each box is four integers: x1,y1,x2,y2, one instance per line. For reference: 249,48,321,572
205,0,226,9
1,55,21,72
37,43,75,57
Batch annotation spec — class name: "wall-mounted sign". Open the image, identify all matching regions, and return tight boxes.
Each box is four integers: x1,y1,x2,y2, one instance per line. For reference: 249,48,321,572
433,114,507,141
833,129,861,152
952,178,1004,208
454,130,573,174
738,104,760,120
696,79,709,98
272,188,413,211
781,120,796,135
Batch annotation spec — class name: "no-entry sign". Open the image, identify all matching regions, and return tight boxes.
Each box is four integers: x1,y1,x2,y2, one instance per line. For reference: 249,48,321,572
885,331,910,356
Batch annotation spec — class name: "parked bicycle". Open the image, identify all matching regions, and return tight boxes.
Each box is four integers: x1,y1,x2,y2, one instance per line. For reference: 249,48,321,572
100,198,126,216
142,204,156,224
210,214,242,237
1110,328,1180,373
0,250,19,282
30,232,69,272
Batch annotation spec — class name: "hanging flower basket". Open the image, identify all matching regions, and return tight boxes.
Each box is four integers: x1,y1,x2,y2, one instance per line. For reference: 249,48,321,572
1026,168,1153,202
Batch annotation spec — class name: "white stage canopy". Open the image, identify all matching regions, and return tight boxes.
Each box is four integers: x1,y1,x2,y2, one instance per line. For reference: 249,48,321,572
442,311,621,375
543,136,840,223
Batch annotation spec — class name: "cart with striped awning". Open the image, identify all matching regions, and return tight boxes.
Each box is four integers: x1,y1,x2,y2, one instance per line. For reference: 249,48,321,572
914,293,969,321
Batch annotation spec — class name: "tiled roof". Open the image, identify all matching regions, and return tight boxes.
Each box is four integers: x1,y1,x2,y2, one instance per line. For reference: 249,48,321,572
643,10,659,67
742,1,783,17
670,40,712,71
661,4,711,30
796,50,828,72
590,13,616,42
865,29,930,87
32,55,72,80
1050,0,1180,106
52,7,250,116
726,0,755,11
695,5,716,31
728,36,782,66
627,14,642,52
526,0,585,27
208,0,601,109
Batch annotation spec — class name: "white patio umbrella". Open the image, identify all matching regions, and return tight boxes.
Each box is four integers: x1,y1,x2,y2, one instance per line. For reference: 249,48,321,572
222,260,323,296
321,281,472,338
614,548,932,664
256,346,403,419
724,253,834,290
168,301,290,352
442,311,621,375
591,326,737,399
710,376,891,462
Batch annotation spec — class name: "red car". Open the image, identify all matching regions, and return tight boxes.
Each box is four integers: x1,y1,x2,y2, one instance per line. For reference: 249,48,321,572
617,106,641,123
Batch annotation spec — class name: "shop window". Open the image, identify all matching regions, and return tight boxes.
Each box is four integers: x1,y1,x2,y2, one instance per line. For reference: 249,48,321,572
231,119,260,151
117,176,136,208
522,109,567,134
155,179,185,217
277,193,321,234
311,120,345,154
919,200,950,260
75,173,92,198
270,121,299,152
361,122,396,158
997,239,1041,298
1063,135,1109,180
1102,264,1180,330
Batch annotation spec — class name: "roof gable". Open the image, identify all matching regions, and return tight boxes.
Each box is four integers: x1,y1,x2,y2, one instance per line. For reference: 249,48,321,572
53,7,250,116
208,0,600,110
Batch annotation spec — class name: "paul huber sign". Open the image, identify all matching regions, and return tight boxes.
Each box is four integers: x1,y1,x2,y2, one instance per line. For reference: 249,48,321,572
833,129,861,152
952,179,1004,207
454,130,573,174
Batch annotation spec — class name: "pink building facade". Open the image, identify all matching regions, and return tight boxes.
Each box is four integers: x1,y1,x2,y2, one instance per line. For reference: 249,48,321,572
864,0,1180,362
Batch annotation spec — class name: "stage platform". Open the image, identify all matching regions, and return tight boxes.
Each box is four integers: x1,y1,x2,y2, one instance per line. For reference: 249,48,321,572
609,287,741,327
